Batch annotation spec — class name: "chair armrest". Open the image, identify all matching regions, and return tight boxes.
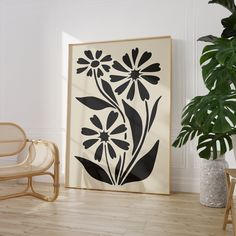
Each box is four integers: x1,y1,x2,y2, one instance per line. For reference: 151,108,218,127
0,139,59,172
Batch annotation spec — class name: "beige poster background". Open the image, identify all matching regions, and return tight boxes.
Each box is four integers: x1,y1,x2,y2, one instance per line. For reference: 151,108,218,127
66,36,171,194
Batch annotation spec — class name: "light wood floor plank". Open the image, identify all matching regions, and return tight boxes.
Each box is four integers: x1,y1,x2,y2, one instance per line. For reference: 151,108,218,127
0,181,233,236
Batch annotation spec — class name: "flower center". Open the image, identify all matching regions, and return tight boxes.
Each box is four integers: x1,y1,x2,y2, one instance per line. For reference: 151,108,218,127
91,60,100,68
130,69,141,80
99,131,109,142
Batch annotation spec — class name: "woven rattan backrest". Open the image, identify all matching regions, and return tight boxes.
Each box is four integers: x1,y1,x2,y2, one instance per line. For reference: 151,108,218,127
0,122,27,157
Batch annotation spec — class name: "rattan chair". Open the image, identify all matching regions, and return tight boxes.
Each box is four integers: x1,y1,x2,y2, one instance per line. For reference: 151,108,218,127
0,122,59,201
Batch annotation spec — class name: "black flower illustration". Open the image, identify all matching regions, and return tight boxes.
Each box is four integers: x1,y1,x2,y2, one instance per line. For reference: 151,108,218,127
81,111,129,162
77,50,112,78
110,48,161,101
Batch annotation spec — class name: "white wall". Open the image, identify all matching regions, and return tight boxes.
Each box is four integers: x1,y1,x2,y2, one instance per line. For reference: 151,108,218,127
0,0,234,192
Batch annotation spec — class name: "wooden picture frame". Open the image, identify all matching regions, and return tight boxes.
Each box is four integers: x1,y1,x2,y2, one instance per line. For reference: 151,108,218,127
66,36,172,194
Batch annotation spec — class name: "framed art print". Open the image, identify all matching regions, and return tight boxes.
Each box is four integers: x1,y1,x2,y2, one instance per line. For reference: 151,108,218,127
66,36,171,194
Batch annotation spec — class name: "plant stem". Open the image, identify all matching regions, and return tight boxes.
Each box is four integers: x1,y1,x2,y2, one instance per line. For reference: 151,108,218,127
120,101,149,184
118,152,126,185
104,145,115,185
93,70,126,123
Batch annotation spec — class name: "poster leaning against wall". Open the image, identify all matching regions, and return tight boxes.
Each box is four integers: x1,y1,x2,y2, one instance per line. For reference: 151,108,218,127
66,36,172,194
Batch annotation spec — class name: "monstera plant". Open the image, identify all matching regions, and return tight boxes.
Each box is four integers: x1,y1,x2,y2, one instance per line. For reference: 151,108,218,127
173,0,236,160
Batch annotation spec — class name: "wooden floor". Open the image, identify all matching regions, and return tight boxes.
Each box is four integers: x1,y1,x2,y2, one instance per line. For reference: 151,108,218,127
0,181,233,236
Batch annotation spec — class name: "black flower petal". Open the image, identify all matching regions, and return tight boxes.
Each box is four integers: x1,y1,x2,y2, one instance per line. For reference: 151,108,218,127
77,67,88,74
106,111,118,130
127,82,135,100
110,75,126,82
84,50,94,60
115,81,130,95
77,58,90,64
112,61,129,72
95,143,103,161
87,68,92,77
96,50,102,59
111,138,129,150
101,55,112,62
123,53,133,69
90,115,103,130
132,48,139,65
137,80,150,100
83,139,99,149
102,64,110,72
141,63,161,72
141,75,160,84
138,51,152,67
82,128,98,136
97,68,103,78
110,124,127,135
107,143,116,159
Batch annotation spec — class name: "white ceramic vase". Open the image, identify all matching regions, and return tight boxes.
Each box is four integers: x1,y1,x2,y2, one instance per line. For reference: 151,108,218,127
200,154,228,208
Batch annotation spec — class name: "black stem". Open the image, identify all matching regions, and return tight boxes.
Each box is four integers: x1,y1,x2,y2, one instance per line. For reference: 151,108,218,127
93,69,126,123
118,152,126,185
104,145,115,185
120,101,149,184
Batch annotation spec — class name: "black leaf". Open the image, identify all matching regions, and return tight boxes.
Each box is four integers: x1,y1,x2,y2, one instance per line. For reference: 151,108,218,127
122,100,143,154
115,156,122,183
122,140,159,185
75,156,112,185
101,79,118,104
76,97,114,110
149,96,162,131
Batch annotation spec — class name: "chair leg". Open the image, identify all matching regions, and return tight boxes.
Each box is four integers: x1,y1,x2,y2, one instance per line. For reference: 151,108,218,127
223,177,236,230
29,172,60,202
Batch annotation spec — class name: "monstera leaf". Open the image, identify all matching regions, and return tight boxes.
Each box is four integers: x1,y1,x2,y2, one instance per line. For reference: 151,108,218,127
182,91,236,134
197,133,233,159
200,37,236,90
172,124,202,148
198,35,218,43
208,0,236,38
221,12,236,38
209,0,236,13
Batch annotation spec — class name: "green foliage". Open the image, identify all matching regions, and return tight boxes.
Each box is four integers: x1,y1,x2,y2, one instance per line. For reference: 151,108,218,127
173,0,236,159
221,12,236,38
200,37,236,90
209,0,236,13
209,0,236,38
